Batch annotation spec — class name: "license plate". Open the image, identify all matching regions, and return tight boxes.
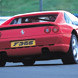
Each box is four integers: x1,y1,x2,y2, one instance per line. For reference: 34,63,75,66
11,40,36,48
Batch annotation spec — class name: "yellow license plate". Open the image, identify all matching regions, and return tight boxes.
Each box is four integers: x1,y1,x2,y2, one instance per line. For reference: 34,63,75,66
11,40,36,48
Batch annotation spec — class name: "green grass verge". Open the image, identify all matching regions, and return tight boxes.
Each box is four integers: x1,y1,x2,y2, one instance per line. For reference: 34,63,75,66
0,0,78,16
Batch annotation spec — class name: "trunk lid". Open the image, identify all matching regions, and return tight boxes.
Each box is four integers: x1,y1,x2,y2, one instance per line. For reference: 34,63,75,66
0,22,57,39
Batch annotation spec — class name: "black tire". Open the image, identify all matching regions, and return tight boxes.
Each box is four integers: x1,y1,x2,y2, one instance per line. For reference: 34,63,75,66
22,59,35,66
0,54,6,67
62,34,78,64
0,60,6,67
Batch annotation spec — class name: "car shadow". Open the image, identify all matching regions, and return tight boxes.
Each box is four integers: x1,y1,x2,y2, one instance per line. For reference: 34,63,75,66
4,63,72,68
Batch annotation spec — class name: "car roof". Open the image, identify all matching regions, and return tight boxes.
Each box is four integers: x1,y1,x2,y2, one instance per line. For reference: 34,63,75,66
14,10,67,17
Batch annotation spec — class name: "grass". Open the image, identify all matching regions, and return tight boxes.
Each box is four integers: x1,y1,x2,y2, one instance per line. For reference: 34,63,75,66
0,0,78,16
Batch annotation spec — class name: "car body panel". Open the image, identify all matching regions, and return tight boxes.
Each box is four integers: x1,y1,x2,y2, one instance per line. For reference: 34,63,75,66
0,11,78,58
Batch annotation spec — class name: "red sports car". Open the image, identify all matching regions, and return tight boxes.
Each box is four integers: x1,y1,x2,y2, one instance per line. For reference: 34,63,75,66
0,11,78,66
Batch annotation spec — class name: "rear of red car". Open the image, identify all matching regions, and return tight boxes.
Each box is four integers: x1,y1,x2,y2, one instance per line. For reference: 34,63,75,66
0,12,71,66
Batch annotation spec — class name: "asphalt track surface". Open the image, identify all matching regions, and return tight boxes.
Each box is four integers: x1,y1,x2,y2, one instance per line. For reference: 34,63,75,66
0,59,78,78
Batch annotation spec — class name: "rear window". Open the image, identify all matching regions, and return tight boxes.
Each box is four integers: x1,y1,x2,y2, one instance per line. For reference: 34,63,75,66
10,14,58,25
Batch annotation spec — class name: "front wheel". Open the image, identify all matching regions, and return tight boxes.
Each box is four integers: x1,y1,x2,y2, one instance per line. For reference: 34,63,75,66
62,34,78,64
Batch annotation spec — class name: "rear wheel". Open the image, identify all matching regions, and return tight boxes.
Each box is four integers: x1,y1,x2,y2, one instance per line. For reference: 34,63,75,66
0,53,6,67
22,59,35,66
62,34,78,64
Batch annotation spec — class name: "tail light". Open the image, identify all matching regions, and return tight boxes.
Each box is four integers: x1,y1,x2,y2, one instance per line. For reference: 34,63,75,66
52,26,59,33
44,27,51,33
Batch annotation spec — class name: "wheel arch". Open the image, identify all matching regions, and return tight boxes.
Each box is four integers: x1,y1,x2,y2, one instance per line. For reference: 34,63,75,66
0,51,7,55
0,51,8,59
71,29,78,39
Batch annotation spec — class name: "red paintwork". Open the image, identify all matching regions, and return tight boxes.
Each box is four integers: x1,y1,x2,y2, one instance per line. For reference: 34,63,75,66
0,11,78,57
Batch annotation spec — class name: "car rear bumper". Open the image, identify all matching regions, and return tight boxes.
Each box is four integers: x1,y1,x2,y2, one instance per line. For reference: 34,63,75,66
0,34,71,56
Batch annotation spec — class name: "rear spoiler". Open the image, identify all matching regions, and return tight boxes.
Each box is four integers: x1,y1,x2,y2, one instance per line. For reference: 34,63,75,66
0,22,57,31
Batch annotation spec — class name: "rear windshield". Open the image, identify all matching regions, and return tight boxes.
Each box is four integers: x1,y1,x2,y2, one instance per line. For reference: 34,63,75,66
10,14,58,25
